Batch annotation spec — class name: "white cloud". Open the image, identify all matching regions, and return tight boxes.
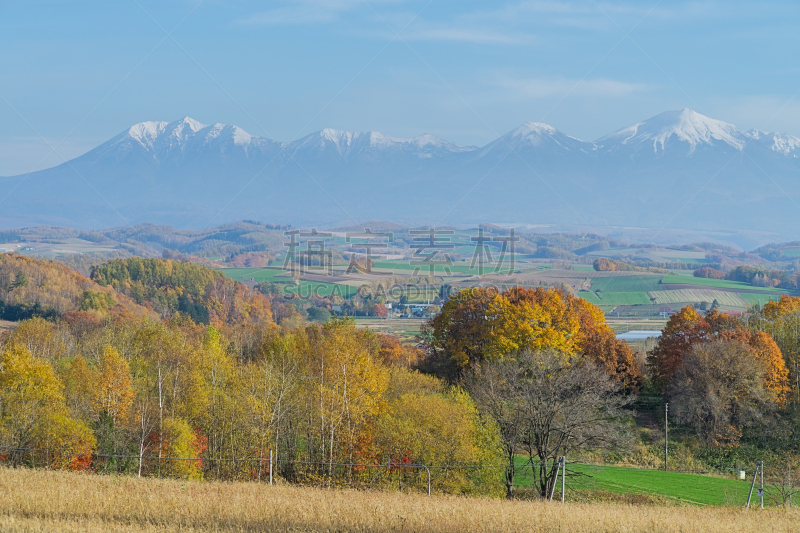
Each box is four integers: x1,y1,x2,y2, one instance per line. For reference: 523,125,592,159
237,0,400,26
403,27,534,45
496,75,649,99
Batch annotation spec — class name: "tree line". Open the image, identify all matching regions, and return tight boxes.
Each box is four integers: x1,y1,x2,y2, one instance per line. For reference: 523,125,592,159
3,265,800,499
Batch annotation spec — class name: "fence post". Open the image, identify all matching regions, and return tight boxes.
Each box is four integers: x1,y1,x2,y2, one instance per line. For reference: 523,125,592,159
549,459,561,502
419,464,431,497
561,457,565,503
747,461,761,508
269,449,273,485
760,461,764,509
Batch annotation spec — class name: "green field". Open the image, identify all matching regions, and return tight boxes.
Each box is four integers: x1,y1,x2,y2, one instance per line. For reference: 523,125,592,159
590,276,665,293
514,460,754,506
578,291,653,306
218,267,290,283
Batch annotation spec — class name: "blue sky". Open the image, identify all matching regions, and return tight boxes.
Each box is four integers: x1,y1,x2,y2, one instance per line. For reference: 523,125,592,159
1,0,799,175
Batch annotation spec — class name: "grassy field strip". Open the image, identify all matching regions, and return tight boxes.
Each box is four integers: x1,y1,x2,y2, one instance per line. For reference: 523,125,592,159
513,460,751,506
1,468,796,533
565,464,747,506
648,289,748,307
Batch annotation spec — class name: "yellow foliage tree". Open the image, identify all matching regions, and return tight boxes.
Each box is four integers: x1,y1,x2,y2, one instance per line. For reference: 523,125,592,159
94,346,134,425
0,343,95,468
375,376,503,495
762,295,800,320
487,287,581,358
305,319,388,468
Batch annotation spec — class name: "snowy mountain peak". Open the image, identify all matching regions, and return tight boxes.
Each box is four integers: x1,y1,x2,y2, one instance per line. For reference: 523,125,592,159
125,117,208,149
319,128,357,147
514,122,559,137
747,129,800,156
127,121,169,148
597,108,747,153
166,117,207,140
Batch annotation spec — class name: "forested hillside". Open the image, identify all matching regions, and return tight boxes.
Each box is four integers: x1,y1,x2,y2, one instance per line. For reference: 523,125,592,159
0,253,270,328
91,257,271,326
0,253,155,321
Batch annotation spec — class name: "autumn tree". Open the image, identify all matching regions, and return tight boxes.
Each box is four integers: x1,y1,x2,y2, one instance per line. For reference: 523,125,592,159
762,295,800,320
376,334,420,368
422,287,496,377
0,343,95,468
487,287,581,358
425,286,642,388
668,340,773,446
95,346,134,425
303,319,388,471
648,307,790,399
375,373,503,496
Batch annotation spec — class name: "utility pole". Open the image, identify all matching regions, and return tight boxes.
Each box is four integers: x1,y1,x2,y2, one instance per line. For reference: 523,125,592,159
664,403,669,471
746,461,764,508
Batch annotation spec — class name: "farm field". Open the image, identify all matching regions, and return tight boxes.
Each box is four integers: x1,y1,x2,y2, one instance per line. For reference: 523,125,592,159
589,276,665,293
1,468,795,533
648,289,749,307
216,259,795,316
354,317,426,338
577,291,653,306
218,267,291,283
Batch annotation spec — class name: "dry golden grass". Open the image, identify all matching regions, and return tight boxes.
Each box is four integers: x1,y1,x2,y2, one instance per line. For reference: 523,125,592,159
0,467,797,532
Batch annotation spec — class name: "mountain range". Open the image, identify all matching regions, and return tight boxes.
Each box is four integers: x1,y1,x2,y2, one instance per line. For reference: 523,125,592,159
2,109,799,245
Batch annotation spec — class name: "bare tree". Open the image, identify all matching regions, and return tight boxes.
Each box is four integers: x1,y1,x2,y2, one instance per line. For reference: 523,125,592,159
667,340,771,446
464,359,524,498
766,454,800,507
466,350,632,498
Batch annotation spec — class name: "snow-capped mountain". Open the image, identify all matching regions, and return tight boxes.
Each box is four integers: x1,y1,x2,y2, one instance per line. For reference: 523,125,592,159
89,117,281,164
2,109,800,242
596,109,749,154
477,122,594,159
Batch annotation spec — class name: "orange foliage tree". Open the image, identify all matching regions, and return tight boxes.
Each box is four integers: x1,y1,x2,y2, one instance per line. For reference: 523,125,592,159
648,306,790,401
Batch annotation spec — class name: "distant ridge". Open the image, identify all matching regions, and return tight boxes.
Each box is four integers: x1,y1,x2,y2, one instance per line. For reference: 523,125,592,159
329,221,411,233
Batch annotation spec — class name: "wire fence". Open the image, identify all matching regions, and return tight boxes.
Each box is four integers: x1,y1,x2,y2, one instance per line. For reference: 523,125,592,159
1,446,797,506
